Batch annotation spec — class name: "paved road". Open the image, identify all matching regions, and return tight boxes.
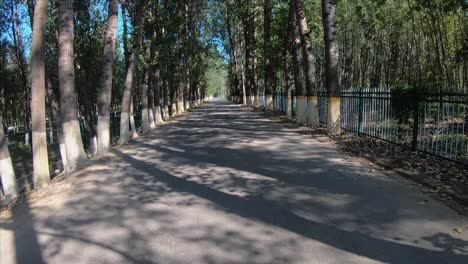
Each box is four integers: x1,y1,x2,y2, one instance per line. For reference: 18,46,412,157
1,99,468,264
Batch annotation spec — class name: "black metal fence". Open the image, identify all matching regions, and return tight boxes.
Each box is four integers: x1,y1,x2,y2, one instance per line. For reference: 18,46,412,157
273,88,468,164
272,92,296,116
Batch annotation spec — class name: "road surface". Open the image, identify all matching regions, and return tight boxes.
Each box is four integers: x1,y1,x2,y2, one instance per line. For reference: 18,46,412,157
1,99,467,263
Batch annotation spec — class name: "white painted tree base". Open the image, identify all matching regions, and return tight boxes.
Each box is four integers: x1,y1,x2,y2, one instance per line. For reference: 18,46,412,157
307,98,320,127
254,95,259,107
59,143,69,171
296,97,307,124
130,114,138,139
91,136,98,154
327,99,341,135
62,120,88,167
25,132,30,145
155,107,165,125
119,112,130,145
32,131,50,189
0,157,18,201
97,115,110,154
149,109,156,129
171,104,177,117
165,106,170,120
141,108,150,133
266,96,273,110
178,102,184,114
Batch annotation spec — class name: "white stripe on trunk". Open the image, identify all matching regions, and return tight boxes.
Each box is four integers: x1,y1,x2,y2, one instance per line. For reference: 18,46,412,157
130,114,138,139
141,108,150,133
296,97,307,124
62,120,87,167
118,112,130,145
307,98,320,127
97,115,110,154
266,95,273,110
327,100,341,135
0,157,18,201
149,108,156,129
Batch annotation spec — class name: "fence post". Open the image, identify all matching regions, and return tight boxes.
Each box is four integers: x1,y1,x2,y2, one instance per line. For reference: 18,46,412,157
411,91,420,149
358,87,364,135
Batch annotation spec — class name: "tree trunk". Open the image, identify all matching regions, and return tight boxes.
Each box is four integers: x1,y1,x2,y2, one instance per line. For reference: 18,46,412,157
141,45,151,133
152,65,164,125
58,0,87,168
0,116,17,201
130,99,138,139
10,0,31,145
238,0,252,106
97,0,119,154
252,0,259,107
264,0,274,110
148,61,156,128
290,0,306,124
46,75,69,171
321,0,341,135
119,0,146,145
31,0,50,188
295,0,319,127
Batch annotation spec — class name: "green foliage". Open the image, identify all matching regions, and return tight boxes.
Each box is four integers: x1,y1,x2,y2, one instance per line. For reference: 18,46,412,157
205,48,227,97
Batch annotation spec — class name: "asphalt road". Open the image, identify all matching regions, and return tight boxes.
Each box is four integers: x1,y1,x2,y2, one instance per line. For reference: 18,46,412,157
1,99,467,264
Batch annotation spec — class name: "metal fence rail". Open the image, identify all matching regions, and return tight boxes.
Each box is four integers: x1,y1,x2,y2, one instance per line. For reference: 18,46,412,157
272,88,468,164
272,92,296,116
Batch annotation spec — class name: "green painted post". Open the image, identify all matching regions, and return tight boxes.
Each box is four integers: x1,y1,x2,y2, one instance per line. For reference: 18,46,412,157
358,87,364,135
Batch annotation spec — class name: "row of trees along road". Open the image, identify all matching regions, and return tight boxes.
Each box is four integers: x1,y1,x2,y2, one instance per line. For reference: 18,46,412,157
0,0,226,201
0,0,466,200
220,0,466,133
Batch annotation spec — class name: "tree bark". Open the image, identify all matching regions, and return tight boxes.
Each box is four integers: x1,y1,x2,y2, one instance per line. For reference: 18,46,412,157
151,64,164,125
141,44,151,133
119,0,146,145
295,0,319,127
10,0,31,145
46,75,69,171
58,0,87,168
252,0,259,107
0,116,17,200
321,0,341,135
31,0,50,188
238,0,252,106
290,0,306,124
97,0,119,154
264,0,273,110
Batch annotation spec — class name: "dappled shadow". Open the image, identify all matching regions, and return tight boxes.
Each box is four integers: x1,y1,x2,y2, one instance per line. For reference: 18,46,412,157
0,198,45,264
1,99,467,263
111,147,468,263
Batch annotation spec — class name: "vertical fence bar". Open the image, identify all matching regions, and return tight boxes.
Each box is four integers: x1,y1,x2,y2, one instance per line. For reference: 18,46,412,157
411,91,419,149
358,87,364,135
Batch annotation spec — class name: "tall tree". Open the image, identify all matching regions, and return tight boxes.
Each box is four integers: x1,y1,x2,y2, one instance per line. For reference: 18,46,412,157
31,0,50,188
321,0,341,135
97,0,119,154
0,116,17,200
290,0,306,124
141,44,151,133
252,0,259,107
264,0,273,110
58,0,87,167
119,0,146,145
295,0,319,127
9,0,31,145
237,0,253,106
